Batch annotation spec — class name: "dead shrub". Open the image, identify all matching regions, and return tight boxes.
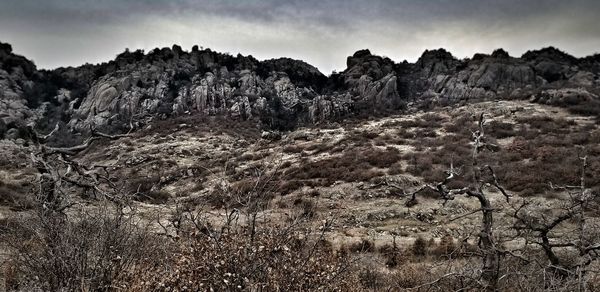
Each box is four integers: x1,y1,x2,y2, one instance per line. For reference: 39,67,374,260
293,198,316,219
387,162,403,175
0,180,35,210
347,239,376,253
487,120,516,138
129,227,360,291
284,148,388,183
458,240,479,257
444,114,475,135
361,131,379,139
378,239,406,268
134,189,171,204
205,177,277,209
1,204,167,292
278,180,304,195
431,235,457,258
411,236,428,257
359,266,387,289
364,147,401,168
392,263,431,288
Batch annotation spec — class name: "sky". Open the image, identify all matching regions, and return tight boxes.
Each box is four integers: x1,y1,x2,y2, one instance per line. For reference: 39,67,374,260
1,0,599,74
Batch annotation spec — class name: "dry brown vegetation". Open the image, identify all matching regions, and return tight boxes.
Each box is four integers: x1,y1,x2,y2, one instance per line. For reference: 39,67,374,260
0,181,34,211
280,146,403,189
399,110,600,198
2,100,600,291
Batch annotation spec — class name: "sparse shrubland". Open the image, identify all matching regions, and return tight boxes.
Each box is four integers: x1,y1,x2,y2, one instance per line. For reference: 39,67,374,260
402,110,600,198
1,101,600,291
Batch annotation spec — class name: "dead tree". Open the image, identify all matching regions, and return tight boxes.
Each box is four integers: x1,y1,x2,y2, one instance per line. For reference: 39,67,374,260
27,124,131,211
404,113,510,291
1,124,166,292
512,155,600,287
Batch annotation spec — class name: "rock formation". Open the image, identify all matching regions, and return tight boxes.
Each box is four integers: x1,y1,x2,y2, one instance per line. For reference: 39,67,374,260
0,41,598,142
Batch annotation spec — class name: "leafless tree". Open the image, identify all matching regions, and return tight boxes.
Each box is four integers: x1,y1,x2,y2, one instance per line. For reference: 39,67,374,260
0,124,170,291
512,155,600,289
27,123,133,211
403,113,511,291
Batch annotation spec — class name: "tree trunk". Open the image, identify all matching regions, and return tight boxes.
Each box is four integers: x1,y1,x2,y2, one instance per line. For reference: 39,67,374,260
475,192,499,291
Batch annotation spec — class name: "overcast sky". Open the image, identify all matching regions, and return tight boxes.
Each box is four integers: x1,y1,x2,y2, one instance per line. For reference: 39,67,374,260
1,0,599,74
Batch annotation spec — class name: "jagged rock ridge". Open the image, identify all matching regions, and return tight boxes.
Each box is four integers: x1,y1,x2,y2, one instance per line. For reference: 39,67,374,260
0,42,599,143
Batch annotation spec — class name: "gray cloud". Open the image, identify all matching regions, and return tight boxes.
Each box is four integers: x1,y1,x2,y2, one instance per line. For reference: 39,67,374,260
1,0,599,74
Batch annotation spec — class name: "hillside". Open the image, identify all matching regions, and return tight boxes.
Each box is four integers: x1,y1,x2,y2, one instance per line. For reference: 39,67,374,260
1,42,600,291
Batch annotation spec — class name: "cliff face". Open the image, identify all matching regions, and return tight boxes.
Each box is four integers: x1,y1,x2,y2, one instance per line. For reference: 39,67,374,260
1,42,599,141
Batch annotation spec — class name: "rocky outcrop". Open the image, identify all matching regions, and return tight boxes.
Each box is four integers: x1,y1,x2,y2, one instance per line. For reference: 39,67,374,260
409,47,600,108
0,43,38,139
1,41,599,142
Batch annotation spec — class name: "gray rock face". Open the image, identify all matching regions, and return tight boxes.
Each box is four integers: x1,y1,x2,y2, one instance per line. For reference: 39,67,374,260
413,49,543,103
1,41,599,141
0,70,33,128
68,64,323,132
410,47,600,111
0,44,39,139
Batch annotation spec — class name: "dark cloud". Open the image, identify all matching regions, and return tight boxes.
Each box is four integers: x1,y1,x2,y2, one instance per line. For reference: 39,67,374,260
1,0,599,73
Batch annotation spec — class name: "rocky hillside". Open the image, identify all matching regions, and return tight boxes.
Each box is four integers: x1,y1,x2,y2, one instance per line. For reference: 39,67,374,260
2,41,600,291
1,42,599,143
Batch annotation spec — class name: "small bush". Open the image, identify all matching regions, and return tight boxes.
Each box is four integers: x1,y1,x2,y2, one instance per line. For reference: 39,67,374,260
397,116,442,129
134,189,171,204
378,239,406,268
444,114,475,135
278,180,304,195
127,175,160,194
411,236,428,257
361,131,379,139
431,235,456,258
284,147,389,183
387,162,404,175
0,180,35,210
293,198,316,219
414,128,437,138
487,120,516,138
2,205,166,291
359,266,386,289
130,227,360,291
364,147,401,168
347,239,376,253
516,115,574,134
392,263,431,288
396,128,416,139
